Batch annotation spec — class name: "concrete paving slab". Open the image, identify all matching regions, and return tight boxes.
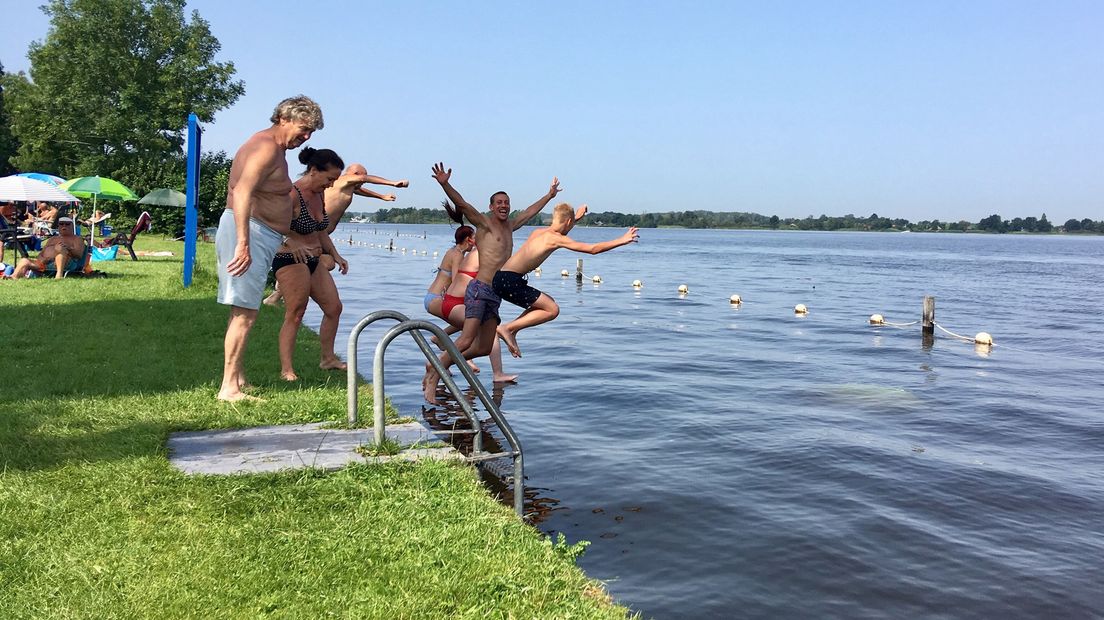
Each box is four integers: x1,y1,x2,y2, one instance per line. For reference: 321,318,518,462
167,421,460,475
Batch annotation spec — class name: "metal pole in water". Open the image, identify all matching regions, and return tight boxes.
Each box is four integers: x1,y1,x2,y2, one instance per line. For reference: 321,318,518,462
922,296,935,343
576,258,583,284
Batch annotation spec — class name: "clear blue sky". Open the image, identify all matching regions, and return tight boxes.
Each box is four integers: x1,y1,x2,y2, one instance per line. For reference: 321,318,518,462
3,1,1102,222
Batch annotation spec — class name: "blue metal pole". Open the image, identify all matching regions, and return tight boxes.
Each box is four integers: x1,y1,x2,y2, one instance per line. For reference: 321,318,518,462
183,113,202,287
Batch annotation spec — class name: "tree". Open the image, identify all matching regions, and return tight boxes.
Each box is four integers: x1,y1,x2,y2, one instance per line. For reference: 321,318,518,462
3,0,243,177
1063,218,1081,232
769,215,779,229
1037,213,1053,233
0,61,17,175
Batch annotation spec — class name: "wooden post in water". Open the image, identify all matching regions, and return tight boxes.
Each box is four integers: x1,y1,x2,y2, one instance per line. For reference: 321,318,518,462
922,296,935,338
576,258,583,284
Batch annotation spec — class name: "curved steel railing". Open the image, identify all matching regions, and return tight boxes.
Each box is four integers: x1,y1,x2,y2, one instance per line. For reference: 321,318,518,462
346,310,525,516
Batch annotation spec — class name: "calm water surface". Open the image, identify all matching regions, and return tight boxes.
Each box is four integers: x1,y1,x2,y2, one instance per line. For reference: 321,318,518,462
307,225,1104,619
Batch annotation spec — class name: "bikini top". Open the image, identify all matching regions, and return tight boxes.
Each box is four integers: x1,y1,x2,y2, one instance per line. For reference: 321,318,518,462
290,186,329,235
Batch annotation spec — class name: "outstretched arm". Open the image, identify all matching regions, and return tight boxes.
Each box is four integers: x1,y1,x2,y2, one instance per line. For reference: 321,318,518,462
361,175,409,188
353,187,396,202
564,204,588,234
510,177,561,231
557,226,639,255
432,163,487,228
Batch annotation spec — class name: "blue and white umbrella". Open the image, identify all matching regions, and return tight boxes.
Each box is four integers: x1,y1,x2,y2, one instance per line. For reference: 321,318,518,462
16,172,66,185
0,175,80,202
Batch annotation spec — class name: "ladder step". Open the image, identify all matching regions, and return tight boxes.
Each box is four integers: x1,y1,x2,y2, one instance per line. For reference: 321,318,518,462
428,429,477,435
465,450,515,463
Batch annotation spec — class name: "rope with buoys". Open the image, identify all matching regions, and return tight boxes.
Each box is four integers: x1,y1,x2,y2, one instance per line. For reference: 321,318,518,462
933,322,978,343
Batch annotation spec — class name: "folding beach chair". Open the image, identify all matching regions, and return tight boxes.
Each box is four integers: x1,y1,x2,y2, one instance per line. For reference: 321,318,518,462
0,214,34,262
98,211,152,261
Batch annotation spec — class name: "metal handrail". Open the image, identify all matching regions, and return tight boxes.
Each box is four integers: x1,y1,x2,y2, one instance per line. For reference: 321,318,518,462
346,310,526,516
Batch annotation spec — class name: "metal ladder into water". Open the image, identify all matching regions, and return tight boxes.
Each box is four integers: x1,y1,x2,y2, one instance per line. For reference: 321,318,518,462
346,310,525,516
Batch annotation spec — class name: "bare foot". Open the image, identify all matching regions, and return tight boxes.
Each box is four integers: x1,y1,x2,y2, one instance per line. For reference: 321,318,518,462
467,360,480,374
217,389,264,402
281,370,299,381
423,368,440,404
262,290,283,306
497,325,521,358
320,357,347,371
493,373,519,384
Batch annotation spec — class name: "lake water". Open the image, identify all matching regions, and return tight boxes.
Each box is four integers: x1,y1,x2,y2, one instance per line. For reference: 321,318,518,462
307,225,1104,619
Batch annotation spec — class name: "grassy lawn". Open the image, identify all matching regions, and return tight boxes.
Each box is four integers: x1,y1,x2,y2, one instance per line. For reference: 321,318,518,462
0,237,628,618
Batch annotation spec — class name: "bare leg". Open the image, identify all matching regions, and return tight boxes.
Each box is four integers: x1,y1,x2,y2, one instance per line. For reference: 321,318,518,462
497,293,559,358
424,316,480,404
310,266,346,371
52,249,70,279
489,338,518,383
12,258,34,279
276,265,311,381
262,282,283,306
218,305,261,401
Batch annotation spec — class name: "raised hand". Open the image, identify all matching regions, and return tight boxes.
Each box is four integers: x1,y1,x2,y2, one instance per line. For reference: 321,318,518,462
382,194,396,202
622,226,640,244
395,180,410,188
548,177,561,198
431,163,452,185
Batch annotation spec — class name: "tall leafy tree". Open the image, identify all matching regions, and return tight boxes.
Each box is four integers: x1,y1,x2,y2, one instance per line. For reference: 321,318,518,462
0,61,18,175
3,0,243,177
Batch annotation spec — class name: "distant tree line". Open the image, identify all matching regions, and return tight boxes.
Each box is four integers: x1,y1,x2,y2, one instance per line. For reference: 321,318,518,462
365,207,1101,234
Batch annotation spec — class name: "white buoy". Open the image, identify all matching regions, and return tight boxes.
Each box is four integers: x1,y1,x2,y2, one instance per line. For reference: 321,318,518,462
422,250,427,256
678,284,689,294
534,266,542,275
869,314,885,325
730,294,742,305
592,275,602,283
561,269,570,277
632,279,643,288
795,304,808,314
433,251,438,258
974,332,993,346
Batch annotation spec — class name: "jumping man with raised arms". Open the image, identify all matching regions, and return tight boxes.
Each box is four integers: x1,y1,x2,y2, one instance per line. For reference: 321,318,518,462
422,162,560,404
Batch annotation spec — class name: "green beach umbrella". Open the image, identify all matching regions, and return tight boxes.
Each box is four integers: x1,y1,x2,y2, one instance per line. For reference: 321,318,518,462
59,176,139,245
59,175,139,201
138,188,187,207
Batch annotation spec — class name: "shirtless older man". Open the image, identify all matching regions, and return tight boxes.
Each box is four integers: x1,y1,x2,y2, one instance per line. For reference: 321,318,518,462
422,162,560,404
216,95,323,402
495,203,638,357
10,217,86,279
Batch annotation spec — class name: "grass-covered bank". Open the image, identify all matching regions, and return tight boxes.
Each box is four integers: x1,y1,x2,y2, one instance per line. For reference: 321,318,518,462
0,238,629,618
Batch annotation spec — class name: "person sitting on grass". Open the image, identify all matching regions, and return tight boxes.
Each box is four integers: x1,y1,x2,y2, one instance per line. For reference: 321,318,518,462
9,217,86,279
495,203,638,358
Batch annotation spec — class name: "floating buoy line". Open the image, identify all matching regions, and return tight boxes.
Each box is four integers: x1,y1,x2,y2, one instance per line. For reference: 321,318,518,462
332,236,1104,360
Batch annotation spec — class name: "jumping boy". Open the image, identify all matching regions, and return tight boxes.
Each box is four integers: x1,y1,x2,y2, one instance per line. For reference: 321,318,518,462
494,203,639,357
422,162,560,404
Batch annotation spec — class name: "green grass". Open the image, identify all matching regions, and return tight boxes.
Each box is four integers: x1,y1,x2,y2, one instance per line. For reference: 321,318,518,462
0,238,629,619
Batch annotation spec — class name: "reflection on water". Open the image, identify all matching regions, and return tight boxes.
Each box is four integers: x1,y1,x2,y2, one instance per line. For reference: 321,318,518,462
418,384,564,523
314,227,1104,619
